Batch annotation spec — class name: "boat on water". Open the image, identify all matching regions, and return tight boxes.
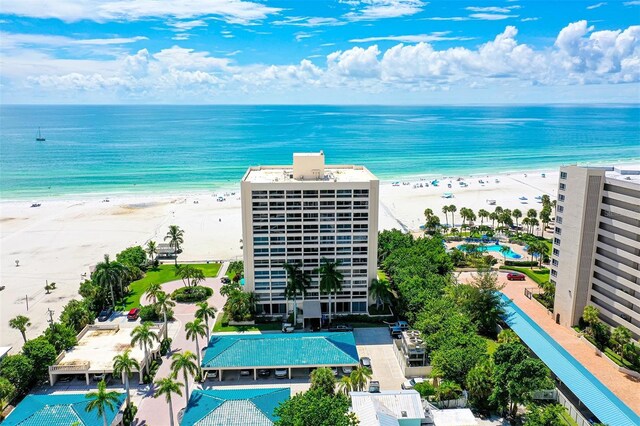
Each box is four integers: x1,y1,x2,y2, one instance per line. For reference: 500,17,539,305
36,127,45,141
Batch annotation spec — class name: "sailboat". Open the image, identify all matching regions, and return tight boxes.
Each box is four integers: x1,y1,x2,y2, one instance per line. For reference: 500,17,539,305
36,127,45,141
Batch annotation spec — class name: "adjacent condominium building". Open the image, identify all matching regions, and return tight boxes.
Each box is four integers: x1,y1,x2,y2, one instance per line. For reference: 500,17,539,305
552,165,640,340
240,152,379,321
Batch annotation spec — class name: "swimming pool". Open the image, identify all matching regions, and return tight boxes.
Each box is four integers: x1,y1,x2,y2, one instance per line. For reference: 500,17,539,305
456,243,522,260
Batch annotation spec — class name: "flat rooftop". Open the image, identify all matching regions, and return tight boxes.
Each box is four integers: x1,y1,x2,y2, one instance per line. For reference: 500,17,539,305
53,324,160,373
202,332,359,369
243,165,378,184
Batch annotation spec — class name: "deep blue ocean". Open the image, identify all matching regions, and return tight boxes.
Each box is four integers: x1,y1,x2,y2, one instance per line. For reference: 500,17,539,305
1,105,639,199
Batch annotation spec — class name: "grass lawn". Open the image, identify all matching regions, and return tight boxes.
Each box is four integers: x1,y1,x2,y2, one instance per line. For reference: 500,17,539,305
212,314,282,332
560,408,579,426
119,263,221,310
484,337,499,355
500,265,549,285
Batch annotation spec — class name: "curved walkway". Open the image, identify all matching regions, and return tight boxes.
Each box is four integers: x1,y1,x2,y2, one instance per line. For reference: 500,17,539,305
134,262,228,425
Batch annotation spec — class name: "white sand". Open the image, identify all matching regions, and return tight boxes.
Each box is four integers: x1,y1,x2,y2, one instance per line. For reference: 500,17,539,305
0,168,562,349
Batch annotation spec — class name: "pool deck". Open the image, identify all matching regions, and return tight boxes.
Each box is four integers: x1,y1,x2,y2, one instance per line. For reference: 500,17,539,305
499,275,640,416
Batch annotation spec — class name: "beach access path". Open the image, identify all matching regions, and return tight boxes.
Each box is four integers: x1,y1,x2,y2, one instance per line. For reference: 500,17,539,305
134,265,229,426
459,270,640,416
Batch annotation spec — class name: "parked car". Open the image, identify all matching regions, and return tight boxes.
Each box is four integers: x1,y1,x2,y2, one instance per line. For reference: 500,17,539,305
368,380,381,393
97,307,113,322
331,367,339,376
328,324,353,332
341,366,353,375
401,377,425,390
389,326,402,339
221,277,231,284
258,369,271,378
57,375,73,383
360,357,372,370
394,321,410,331
92,372,109,382
127,308,140,321
239,370,251,377
282,323,295,333
205,371,218,381
275,369,288,379
507,272,526,281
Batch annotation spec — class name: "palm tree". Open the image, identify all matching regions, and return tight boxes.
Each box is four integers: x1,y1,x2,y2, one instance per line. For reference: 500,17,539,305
145,282,163,305
283,262,311,327
489,212,498,229
350,367,372,391
512,209,522,230
145,240,157,263
526,208,537,220
165,225,184,266
448,204,457,227
9,315,31,343
529,218,540,236
171,351,198,405
424,208,434,222
184,319,208,375
154,377,183,426
477,209,489,226
611,326,631,356
92,254,127,307
582,305,600,333
85,380,121,426
436,380,462,408
156,291,176,341
130,322,159,377
338,375,353,395
318,258,344,324
112,349,140,408
499,245,511,262
369,278,392,311
442,205,450,228
195,302,216,342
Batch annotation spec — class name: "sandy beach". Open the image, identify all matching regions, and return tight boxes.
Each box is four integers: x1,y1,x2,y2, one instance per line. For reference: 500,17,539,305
0,166,577,349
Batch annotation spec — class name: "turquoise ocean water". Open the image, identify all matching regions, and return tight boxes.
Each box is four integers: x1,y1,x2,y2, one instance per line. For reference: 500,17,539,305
1,105,638,200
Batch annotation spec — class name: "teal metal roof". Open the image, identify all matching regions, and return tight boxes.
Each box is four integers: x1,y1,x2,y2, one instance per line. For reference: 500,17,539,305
202,332,359,369
500,294,640,426
180,388,290,426
2,393,125,426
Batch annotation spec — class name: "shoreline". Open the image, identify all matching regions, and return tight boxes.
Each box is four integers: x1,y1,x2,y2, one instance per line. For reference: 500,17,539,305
2,158,638,203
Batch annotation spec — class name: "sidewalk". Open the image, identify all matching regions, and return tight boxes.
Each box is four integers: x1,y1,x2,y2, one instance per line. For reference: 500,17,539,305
134,262,229,425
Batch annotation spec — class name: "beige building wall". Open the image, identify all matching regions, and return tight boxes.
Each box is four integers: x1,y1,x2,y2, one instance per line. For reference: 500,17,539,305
552,166,640,339
241,153,379,318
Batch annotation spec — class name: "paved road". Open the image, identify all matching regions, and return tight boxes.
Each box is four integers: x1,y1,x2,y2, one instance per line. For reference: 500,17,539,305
353,327,406,391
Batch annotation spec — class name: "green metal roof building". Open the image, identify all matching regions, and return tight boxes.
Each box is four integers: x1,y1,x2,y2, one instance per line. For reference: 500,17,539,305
202,332,359,381
2,393,125,426
180,388,289,426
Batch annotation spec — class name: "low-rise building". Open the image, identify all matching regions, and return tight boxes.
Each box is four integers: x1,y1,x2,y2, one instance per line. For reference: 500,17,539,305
48,323,163,385
201,332,359,380
2,393,125,426
180,388,289,426
350,390,425,426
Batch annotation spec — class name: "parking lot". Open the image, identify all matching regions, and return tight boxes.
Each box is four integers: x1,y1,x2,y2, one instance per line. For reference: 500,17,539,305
353,327,406,391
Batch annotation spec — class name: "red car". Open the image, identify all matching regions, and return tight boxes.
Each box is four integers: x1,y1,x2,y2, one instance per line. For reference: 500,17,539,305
127,308,140,320
507,272,526,281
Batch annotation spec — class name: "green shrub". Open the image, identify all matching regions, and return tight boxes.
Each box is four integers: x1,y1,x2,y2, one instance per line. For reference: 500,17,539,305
138,305,174,322
414,381,436,398
171,285,213,303
123,403,138,426
160,338,172,356
116,246,148,270
505,260,538,267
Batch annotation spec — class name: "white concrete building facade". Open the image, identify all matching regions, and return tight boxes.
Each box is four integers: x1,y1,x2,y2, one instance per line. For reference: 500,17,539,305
240,152,379,318
552,165,640,339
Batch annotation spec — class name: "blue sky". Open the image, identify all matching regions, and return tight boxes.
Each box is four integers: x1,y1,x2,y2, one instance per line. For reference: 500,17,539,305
1,0,639,104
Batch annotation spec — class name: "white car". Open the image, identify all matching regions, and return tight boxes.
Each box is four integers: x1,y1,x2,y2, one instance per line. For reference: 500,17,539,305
282,323,294,333
341,366,353,375
401,377,425,390
331,367,339,376
275,369,288,379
